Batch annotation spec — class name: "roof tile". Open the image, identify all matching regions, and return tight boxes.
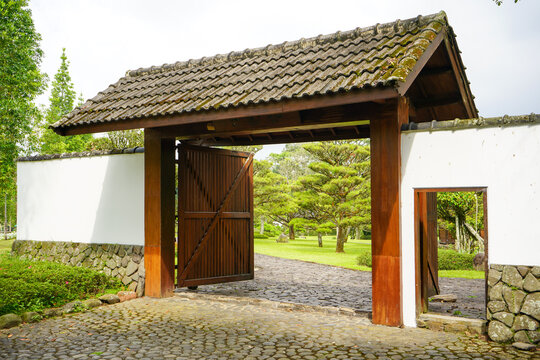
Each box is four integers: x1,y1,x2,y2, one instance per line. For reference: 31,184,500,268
53,11,450,130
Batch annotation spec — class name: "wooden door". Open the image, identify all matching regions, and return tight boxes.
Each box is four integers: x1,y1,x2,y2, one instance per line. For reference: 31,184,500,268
417,191,439,311
177,144,254,287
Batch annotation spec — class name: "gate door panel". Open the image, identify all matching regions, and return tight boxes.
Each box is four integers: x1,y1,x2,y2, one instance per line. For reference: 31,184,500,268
177,144,254,287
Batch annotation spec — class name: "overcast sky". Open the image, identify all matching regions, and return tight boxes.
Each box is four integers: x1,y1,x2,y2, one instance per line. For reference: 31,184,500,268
29,0,540,158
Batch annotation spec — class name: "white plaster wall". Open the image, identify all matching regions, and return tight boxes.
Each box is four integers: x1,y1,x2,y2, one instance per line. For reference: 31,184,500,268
17,153,144,246
400,124,540,327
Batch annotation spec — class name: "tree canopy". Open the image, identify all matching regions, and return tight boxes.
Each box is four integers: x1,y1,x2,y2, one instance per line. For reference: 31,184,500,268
0,0,47,229
40,48,92,154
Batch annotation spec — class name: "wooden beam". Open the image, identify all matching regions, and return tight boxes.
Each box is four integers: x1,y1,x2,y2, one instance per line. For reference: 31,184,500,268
56,87,399,135
161,101,388,140
413,94,462,109
444,36,478,118
418,66,452,78
144,129,176,298
199,126,370,146
370,96,407,326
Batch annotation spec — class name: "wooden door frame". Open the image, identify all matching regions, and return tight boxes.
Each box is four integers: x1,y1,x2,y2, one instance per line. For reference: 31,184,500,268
414,187,488,319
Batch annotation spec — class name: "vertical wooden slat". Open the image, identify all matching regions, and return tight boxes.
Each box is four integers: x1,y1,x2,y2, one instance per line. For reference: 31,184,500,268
370,97,407,326
144,129,175,297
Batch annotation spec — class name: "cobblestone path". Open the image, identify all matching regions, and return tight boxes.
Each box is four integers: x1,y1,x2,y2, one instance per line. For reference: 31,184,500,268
0,297,534,359
177,254,486,319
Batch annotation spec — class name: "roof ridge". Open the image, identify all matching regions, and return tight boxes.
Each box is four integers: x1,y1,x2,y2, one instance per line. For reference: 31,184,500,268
125,11,447,78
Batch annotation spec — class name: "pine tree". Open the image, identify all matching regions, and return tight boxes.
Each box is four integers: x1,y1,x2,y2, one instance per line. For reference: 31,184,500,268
298,140,371,253
40,48,92,154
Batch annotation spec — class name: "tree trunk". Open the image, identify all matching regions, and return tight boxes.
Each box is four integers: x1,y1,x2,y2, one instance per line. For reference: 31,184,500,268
3,193,6,241
454,215,461,253
464,221,484,253
259,217,265,235
336,225,346,253
343,226,351,243
317,232,323,247
288,224,295,240
356,226,361,240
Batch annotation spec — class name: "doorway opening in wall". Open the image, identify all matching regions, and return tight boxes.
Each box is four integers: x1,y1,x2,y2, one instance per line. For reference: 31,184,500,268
174,140,374,316
415,188,488,320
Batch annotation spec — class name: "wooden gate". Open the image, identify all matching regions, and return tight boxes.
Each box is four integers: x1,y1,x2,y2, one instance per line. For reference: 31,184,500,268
177,144,254,288
416,191,439,312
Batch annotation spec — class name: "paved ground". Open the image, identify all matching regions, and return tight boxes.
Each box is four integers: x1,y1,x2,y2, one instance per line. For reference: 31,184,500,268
177,254,486,319
0,297,535,360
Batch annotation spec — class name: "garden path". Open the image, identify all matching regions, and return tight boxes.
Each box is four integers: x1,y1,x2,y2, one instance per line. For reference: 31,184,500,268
0,297,530,359
177,254,486,319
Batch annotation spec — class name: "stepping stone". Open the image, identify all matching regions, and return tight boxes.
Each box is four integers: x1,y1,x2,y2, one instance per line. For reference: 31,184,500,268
512,342,536,351
430,294,458,303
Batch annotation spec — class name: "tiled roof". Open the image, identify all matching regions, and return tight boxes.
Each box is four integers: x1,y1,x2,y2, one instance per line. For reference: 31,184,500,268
53,11,449,130
17,147,144,162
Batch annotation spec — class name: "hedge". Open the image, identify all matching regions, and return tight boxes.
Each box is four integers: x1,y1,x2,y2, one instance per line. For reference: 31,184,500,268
357,248,476,270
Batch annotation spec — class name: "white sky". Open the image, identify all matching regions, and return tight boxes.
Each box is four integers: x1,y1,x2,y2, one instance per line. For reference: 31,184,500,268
29,0,540,159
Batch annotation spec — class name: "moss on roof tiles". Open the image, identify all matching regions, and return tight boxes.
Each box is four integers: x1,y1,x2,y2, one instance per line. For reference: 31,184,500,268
53,11,451,130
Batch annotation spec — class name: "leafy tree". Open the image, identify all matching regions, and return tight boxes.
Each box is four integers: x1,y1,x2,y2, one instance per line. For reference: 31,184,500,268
437,192,484,254
298,140,370,253
86,130,144,150
0,0,47,233
40,48,92,154
222,145,263,154
269,143,313,182
254,159,299,239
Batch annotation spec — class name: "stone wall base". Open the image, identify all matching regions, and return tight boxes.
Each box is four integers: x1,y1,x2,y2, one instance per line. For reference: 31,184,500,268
12,240,145,297
487,264,539,344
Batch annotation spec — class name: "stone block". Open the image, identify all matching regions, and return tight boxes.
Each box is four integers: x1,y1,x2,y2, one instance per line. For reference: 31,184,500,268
121,255,129,268
117,291,137,302
122,275,131,285
514,315,539,331
502,286,526,314
488,269,502,287
138,261,145,278
62,300,87,314
126,260,138,276
132,254,142,264
128,281,138,292
106,258,116,269
42,308,64,318
21,311,41,323
493,312,514,328
136,277,145,298
491,264,504,271
502,266,523,289
516,266,530,277
529,329,540,344
513,330,530,344
488,320,513,342
430,294,457,303
99,294,120,304
532,266,540,278
130,273,139,282
489,283,504,301
512,342,536,351
111,268,119,277
521,292,540,321
0,314,22,329
83,298,102,308
488,300,507,314
523,273,540,292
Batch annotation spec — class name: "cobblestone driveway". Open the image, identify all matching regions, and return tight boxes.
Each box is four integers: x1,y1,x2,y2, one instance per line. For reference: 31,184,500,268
0,297,534,359
177,254,486,319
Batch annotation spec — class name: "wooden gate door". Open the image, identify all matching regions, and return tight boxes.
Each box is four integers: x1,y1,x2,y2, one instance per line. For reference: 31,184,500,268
417,191,440,311
177,144,254,288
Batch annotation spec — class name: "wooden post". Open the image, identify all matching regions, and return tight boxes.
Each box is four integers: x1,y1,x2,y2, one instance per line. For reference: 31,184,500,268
370,97,408,326
144,129,175,297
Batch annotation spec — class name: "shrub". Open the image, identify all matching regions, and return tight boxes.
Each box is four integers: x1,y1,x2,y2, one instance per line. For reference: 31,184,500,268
254,233,268,239
356,250,372,268
357,248,475,271
438,249,475,270
0,254,122,315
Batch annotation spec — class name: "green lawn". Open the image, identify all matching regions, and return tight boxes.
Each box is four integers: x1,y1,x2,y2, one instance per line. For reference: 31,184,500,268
255,235,484,279
0,239,14,254
255,236,372,272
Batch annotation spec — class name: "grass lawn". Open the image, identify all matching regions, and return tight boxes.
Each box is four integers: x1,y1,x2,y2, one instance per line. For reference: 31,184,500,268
255,235,485,279
255,236,372,272
0,239,14,254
